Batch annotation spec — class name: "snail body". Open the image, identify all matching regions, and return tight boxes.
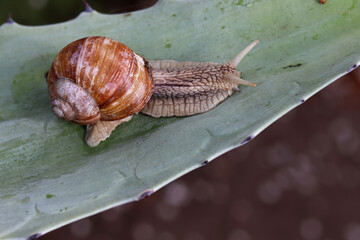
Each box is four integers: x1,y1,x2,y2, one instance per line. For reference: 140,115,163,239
47,36,259,147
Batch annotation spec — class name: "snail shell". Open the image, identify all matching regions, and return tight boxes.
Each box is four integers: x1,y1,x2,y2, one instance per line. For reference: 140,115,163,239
47,36,153,125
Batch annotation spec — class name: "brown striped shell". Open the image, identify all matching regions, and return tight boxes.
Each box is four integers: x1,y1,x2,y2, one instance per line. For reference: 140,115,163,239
47,36,153,125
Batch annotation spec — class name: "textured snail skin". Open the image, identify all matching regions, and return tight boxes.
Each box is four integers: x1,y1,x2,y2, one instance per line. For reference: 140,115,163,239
142,61,241,117
47,36,153,124
47,37,259,146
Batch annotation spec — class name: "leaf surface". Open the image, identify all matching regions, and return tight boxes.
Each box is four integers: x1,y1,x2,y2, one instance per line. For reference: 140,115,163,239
0,0,359,238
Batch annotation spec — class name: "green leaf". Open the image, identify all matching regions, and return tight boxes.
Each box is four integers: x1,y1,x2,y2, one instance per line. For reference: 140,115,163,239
0,0,359,238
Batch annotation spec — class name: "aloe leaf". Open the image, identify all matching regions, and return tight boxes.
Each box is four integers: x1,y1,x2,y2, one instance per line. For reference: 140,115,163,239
0,0,359,238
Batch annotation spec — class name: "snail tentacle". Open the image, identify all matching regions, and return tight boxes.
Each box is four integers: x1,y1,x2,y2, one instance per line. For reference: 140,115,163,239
229,40,260,67
225,73,257,88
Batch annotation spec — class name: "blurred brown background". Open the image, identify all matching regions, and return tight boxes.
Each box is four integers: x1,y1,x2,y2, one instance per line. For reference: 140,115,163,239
2,1,360,240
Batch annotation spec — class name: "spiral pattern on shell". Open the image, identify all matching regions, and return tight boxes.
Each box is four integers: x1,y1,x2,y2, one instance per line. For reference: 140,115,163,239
47,36,153,125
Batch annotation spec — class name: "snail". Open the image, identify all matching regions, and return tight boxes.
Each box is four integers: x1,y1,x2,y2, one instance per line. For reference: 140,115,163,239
47,36,259,147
